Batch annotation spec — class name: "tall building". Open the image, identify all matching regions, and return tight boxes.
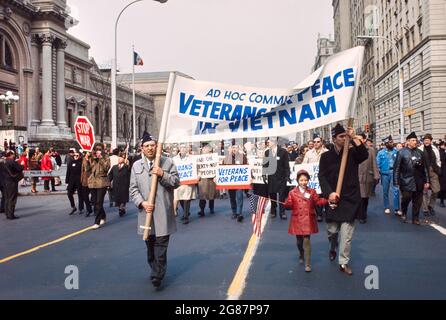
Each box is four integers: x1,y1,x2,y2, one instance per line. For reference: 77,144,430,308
0,0,154,148
302,34,336,144
373,0,446,142
333,0,352,53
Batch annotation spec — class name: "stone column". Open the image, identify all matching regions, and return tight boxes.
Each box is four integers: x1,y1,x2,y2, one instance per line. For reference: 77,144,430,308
30,35,41,125
41,34,55,126
56,40,67,127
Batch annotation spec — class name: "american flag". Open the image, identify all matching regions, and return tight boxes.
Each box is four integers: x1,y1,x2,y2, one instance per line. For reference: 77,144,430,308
249,193,268,237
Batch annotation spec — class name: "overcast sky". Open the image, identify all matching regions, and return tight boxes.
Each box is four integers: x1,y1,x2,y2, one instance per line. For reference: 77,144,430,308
67,0,334,88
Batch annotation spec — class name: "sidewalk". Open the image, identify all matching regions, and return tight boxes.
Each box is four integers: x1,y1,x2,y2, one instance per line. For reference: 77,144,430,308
18,165,68,197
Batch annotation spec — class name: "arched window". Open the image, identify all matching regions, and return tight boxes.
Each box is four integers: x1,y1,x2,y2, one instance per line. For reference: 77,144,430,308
123,112,128,137
94,105,100,133
104,108,110,136
0,34,15,69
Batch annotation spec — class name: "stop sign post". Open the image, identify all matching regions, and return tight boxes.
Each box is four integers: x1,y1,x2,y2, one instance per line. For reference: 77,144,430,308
74,116,95,152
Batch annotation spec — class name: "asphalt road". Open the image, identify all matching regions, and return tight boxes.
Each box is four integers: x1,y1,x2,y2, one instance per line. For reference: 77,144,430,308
0,186,445,300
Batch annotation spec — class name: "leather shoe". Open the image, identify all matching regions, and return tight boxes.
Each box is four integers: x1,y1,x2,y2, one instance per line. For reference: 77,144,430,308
317,216,323,222
339,264,353,275
7,216,20,220
198,211,205,217
280,213,287,220
69,208,77,215
151,278,162,288
329,250,336,261
412,220,420,226
237,215,244,223
359,219,367,224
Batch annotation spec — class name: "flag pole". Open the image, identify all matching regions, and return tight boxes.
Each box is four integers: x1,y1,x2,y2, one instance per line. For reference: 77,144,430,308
335,46,364,197
132,45,137,151
143,72,177,241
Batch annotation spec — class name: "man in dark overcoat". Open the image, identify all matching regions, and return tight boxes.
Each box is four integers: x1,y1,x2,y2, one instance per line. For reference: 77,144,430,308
263,137,291,220
318,124,368,275
66,150,83,215
109,152,131,216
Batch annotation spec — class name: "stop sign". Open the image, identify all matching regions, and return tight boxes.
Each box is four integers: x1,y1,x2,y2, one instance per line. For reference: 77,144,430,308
74,116,95,152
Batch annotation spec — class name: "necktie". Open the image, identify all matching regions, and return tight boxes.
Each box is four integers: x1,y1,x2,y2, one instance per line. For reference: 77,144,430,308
149,161,153,170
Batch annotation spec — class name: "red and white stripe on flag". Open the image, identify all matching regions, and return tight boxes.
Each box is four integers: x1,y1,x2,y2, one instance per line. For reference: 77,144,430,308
134,51,144,66
251,196,268,237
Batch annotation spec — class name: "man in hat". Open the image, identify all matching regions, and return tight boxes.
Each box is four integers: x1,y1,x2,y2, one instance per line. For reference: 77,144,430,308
318,123,368,275
130,132,180,289
393,132,430,225
357,135,380,224
376,135,401,216
418,133,441,220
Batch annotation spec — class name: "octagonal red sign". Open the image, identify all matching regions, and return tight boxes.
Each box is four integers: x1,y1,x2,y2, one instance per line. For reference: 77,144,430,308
74,116,95,152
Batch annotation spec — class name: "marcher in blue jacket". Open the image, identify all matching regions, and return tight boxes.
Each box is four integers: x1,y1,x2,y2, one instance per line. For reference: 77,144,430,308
376,135,401,216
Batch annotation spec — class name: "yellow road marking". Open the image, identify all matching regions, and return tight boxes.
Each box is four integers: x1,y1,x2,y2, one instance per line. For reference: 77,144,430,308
227,233,260,300
227,202,271,300
0,226,94,264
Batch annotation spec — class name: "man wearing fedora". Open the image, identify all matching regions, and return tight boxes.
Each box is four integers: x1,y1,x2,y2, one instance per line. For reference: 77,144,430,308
393,132,430,225
376,135,401,216
319,124,368,275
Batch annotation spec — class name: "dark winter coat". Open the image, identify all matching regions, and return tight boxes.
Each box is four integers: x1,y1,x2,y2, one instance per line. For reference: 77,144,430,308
66,158,82,186
284,187,328,235
393,147,429,192
263,147,290,194
440,149,446,192
319,142,369,223
109,164,131,204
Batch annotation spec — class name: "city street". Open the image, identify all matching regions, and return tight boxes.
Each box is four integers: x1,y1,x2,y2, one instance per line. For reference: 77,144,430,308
1,185,446,300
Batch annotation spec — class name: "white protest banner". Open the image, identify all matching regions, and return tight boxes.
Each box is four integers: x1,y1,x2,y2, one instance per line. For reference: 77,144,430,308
23,170,58,178
248,156,265,184
173,157,198,185
216,165,252,190
288,162,321,194
161,46,364,143
196,153,219,178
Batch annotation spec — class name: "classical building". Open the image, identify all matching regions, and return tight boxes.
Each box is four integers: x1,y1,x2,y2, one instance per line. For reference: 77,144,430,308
118,71,193,137
0,0,155,148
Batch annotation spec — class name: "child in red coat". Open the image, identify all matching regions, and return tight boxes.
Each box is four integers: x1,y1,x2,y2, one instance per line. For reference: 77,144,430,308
284,170,328,272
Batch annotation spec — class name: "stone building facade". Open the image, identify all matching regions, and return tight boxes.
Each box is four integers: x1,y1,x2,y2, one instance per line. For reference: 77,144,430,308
0,0,155,148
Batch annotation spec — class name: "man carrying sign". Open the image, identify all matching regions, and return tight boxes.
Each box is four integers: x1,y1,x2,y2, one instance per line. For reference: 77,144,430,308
130,133,180,289
197,144,217,217
318,124,368,276
222,144,248,222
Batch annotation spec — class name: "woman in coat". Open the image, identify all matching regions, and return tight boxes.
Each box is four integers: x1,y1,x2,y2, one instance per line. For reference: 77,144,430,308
284,170,328,273
81,152,93,216
41,149,54,192
173,145,197,224
86,143,111,229
109,152,131,217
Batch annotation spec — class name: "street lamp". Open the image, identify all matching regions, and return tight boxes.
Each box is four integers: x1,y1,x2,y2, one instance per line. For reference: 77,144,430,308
357,35,405,142
0,91,19,127
111,0,168,150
